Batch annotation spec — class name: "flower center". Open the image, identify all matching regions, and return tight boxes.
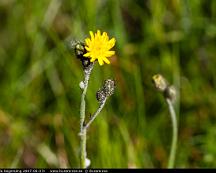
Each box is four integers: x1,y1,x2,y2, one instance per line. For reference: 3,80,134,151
92,41,105,56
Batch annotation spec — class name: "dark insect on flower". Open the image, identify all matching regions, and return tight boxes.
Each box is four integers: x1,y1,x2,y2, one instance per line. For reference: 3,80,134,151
74,41,91,68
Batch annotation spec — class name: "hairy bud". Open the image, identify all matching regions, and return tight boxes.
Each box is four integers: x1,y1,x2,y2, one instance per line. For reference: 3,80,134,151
103,79,115,97
152,74,168,92
73,41,91,68
96,89,106,103
152,74,177,103
96,79,115,104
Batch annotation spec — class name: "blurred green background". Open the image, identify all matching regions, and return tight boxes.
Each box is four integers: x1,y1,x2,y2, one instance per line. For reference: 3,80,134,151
1,0,216,168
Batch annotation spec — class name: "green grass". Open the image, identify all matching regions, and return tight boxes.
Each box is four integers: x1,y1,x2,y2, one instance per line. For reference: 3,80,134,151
0,0,216,168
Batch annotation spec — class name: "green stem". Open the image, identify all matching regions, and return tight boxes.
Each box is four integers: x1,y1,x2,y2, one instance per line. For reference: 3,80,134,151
166,98,178,169
80,100,106,168
80,64,94,168
84,99,107,131
80,128,86,168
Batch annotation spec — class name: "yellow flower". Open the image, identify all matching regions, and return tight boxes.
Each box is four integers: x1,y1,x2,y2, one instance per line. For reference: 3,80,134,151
84,30,116,66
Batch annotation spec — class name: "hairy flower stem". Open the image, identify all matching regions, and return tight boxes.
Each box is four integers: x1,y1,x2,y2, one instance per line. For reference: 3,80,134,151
166,98,178,169
80,128,86,168
79,63,94,168
84,99,107,131
80,99,107,168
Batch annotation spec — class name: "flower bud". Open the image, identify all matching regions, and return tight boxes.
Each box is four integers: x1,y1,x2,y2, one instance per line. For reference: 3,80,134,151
96,79,115,104
103,79,115,97
96,89,106,103
152,74,168,92
73,41,91,68
74,42,85,56
152,74,177,103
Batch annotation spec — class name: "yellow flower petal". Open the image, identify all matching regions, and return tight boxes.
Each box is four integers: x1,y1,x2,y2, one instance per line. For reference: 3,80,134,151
105,51,115,57
83,53,90,57
103,57,110,64
98,58,104,66
90,58,96,62
102,32,108,40
97,30,101,37
108,38,116,48
90,31,94,41
85,46,90,51
85,38,91,46
102,32,107,40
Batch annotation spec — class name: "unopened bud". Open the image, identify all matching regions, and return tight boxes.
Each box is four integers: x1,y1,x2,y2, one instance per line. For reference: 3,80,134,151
96,79,115,104
96,89,106,103
103,79,115,97
152,74,168,92
74,41,85,56
73,41,91,68
152,74,177,103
